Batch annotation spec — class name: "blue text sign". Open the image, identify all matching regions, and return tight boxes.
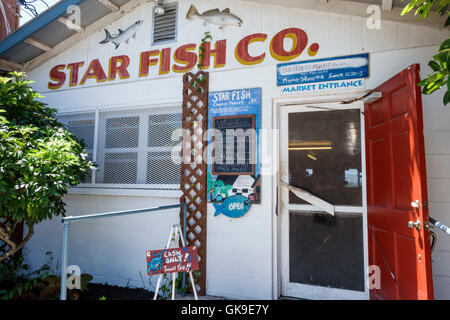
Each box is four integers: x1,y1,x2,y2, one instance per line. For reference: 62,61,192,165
207,88,262,218
281,78,365,95
277,53,369,86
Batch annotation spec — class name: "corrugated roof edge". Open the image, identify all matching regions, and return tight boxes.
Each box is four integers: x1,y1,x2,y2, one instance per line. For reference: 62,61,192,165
0,0,86,56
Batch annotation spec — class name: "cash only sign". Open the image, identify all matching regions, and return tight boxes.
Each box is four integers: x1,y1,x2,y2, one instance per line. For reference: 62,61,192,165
146,246,199,275
148,225,200,300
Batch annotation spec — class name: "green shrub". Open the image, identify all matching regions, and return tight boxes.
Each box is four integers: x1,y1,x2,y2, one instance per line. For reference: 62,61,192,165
401,0,450,105
0,72,94,262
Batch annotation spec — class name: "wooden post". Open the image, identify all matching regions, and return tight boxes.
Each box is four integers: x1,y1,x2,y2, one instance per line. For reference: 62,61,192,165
180,71,209,295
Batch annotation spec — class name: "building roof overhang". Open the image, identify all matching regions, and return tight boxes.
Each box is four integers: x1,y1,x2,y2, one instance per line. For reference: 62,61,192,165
0,0,446,73
0,0,141,72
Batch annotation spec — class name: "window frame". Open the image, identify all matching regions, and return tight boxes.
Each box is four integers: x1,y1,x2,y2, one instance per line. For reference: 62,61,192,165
59,103,182,195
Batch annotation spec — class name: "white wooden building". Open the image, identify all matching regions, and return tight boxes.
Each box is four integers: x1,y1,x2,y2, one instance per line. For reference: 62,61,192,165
1,0,449,300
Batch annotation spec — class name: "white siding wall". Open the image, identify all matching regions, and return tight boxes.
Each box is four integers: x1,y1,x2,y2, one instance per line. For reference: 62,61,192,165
423,92,450,300
25,195,181,288
24,0,450,299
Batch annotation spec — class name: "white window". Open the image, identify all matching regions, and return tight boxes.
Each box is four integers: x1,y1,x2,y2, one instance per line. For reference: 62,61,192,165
58,105,182,190
58,112,95,184
152,2,178,45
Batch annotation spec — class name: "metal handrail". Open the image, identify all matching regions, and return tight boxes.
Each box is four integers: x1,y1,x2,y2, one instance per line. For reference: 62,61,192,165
60,203,187,300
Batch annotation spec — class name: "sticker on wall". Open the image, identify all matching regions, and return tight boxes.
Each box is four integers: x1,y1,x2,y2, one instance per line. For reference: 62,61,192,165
186,5,242,30
207,88,262,218
99,20,143,49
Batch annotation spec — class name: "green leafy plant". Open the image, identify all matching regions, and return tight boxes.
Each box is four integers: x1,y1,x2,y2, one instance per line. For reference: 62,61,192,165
0,72,94,262
1,272,94,300
0,251,55,300
147,273,188,300
158,274,172,299
198,31,213,69
0,253,41,301
402,0,450,104
39,273,93,300
188,31,212,95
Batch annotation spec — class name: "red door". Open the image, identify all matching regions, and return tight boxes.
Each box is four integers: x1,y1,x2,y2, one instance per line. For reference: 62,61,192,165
365,64,433,300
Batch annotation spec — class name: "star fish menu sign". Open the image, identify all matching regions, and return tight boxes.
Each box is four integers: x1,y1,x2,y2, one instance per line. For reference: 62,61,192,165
207,88,262,219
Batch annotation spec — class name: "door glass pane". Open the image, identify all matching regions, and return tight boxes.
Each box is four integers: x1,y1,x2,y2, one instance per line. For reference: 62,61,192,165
288,109,362,206
289,211,365,291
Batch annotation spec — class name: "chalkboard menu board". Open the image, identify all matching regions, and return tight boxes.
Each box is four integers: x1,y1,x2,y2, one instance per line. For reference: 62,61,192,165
212,114,255,175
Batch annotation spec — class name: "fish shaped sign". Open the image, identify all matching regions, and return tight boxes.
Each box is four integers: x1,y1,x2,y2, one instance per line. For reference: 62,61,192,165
99,20,143,49
213,195,251,218
146,246,199,275
186,5,242,29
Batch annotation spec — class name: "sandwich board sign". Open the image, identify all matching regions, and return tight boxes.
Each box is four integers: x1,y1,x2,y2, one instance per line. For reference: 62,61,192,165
146,246,199,275
148,225,200,300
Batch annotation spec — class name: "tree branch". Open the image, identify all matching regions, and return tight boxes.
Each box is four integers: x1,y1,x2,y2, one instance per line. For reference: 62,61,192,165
0,223,34,263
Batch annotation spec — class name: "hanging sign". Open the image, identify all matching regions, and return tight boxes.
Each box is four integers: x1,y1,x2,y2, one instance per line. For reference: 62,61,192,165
207,88,262,218
212,194,252,218
277,53,369,86
146,246,199,275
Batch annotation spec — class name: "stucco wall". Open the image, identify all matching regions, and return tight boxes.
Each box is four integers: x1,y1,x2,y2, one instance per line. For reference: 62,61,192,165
23,0,450,299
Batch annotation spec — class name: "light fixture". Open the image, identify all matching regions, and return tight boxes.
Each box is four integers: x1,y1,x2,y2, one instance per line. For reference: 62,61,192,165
154,0,165,15
289,147,332,151
289,140,331,147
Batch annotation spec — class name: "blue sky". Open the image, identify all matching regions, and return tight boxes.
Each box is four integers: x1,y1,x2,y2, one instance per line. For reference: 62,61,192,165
20,0,60,25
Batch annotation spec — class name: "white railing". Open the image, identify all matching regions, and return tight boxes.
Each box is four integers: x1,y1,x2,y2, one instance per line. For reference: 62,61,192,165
59,203,187,300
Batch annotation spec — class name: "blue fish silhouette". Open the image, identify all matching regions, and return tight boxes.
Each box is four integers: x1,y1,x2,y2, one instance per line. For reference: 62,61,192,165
213,195,251,218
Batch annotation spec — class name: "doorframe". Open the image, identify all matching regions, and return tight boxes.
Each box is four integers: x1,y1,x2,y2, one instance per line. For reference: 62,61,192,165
271,91,370,300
